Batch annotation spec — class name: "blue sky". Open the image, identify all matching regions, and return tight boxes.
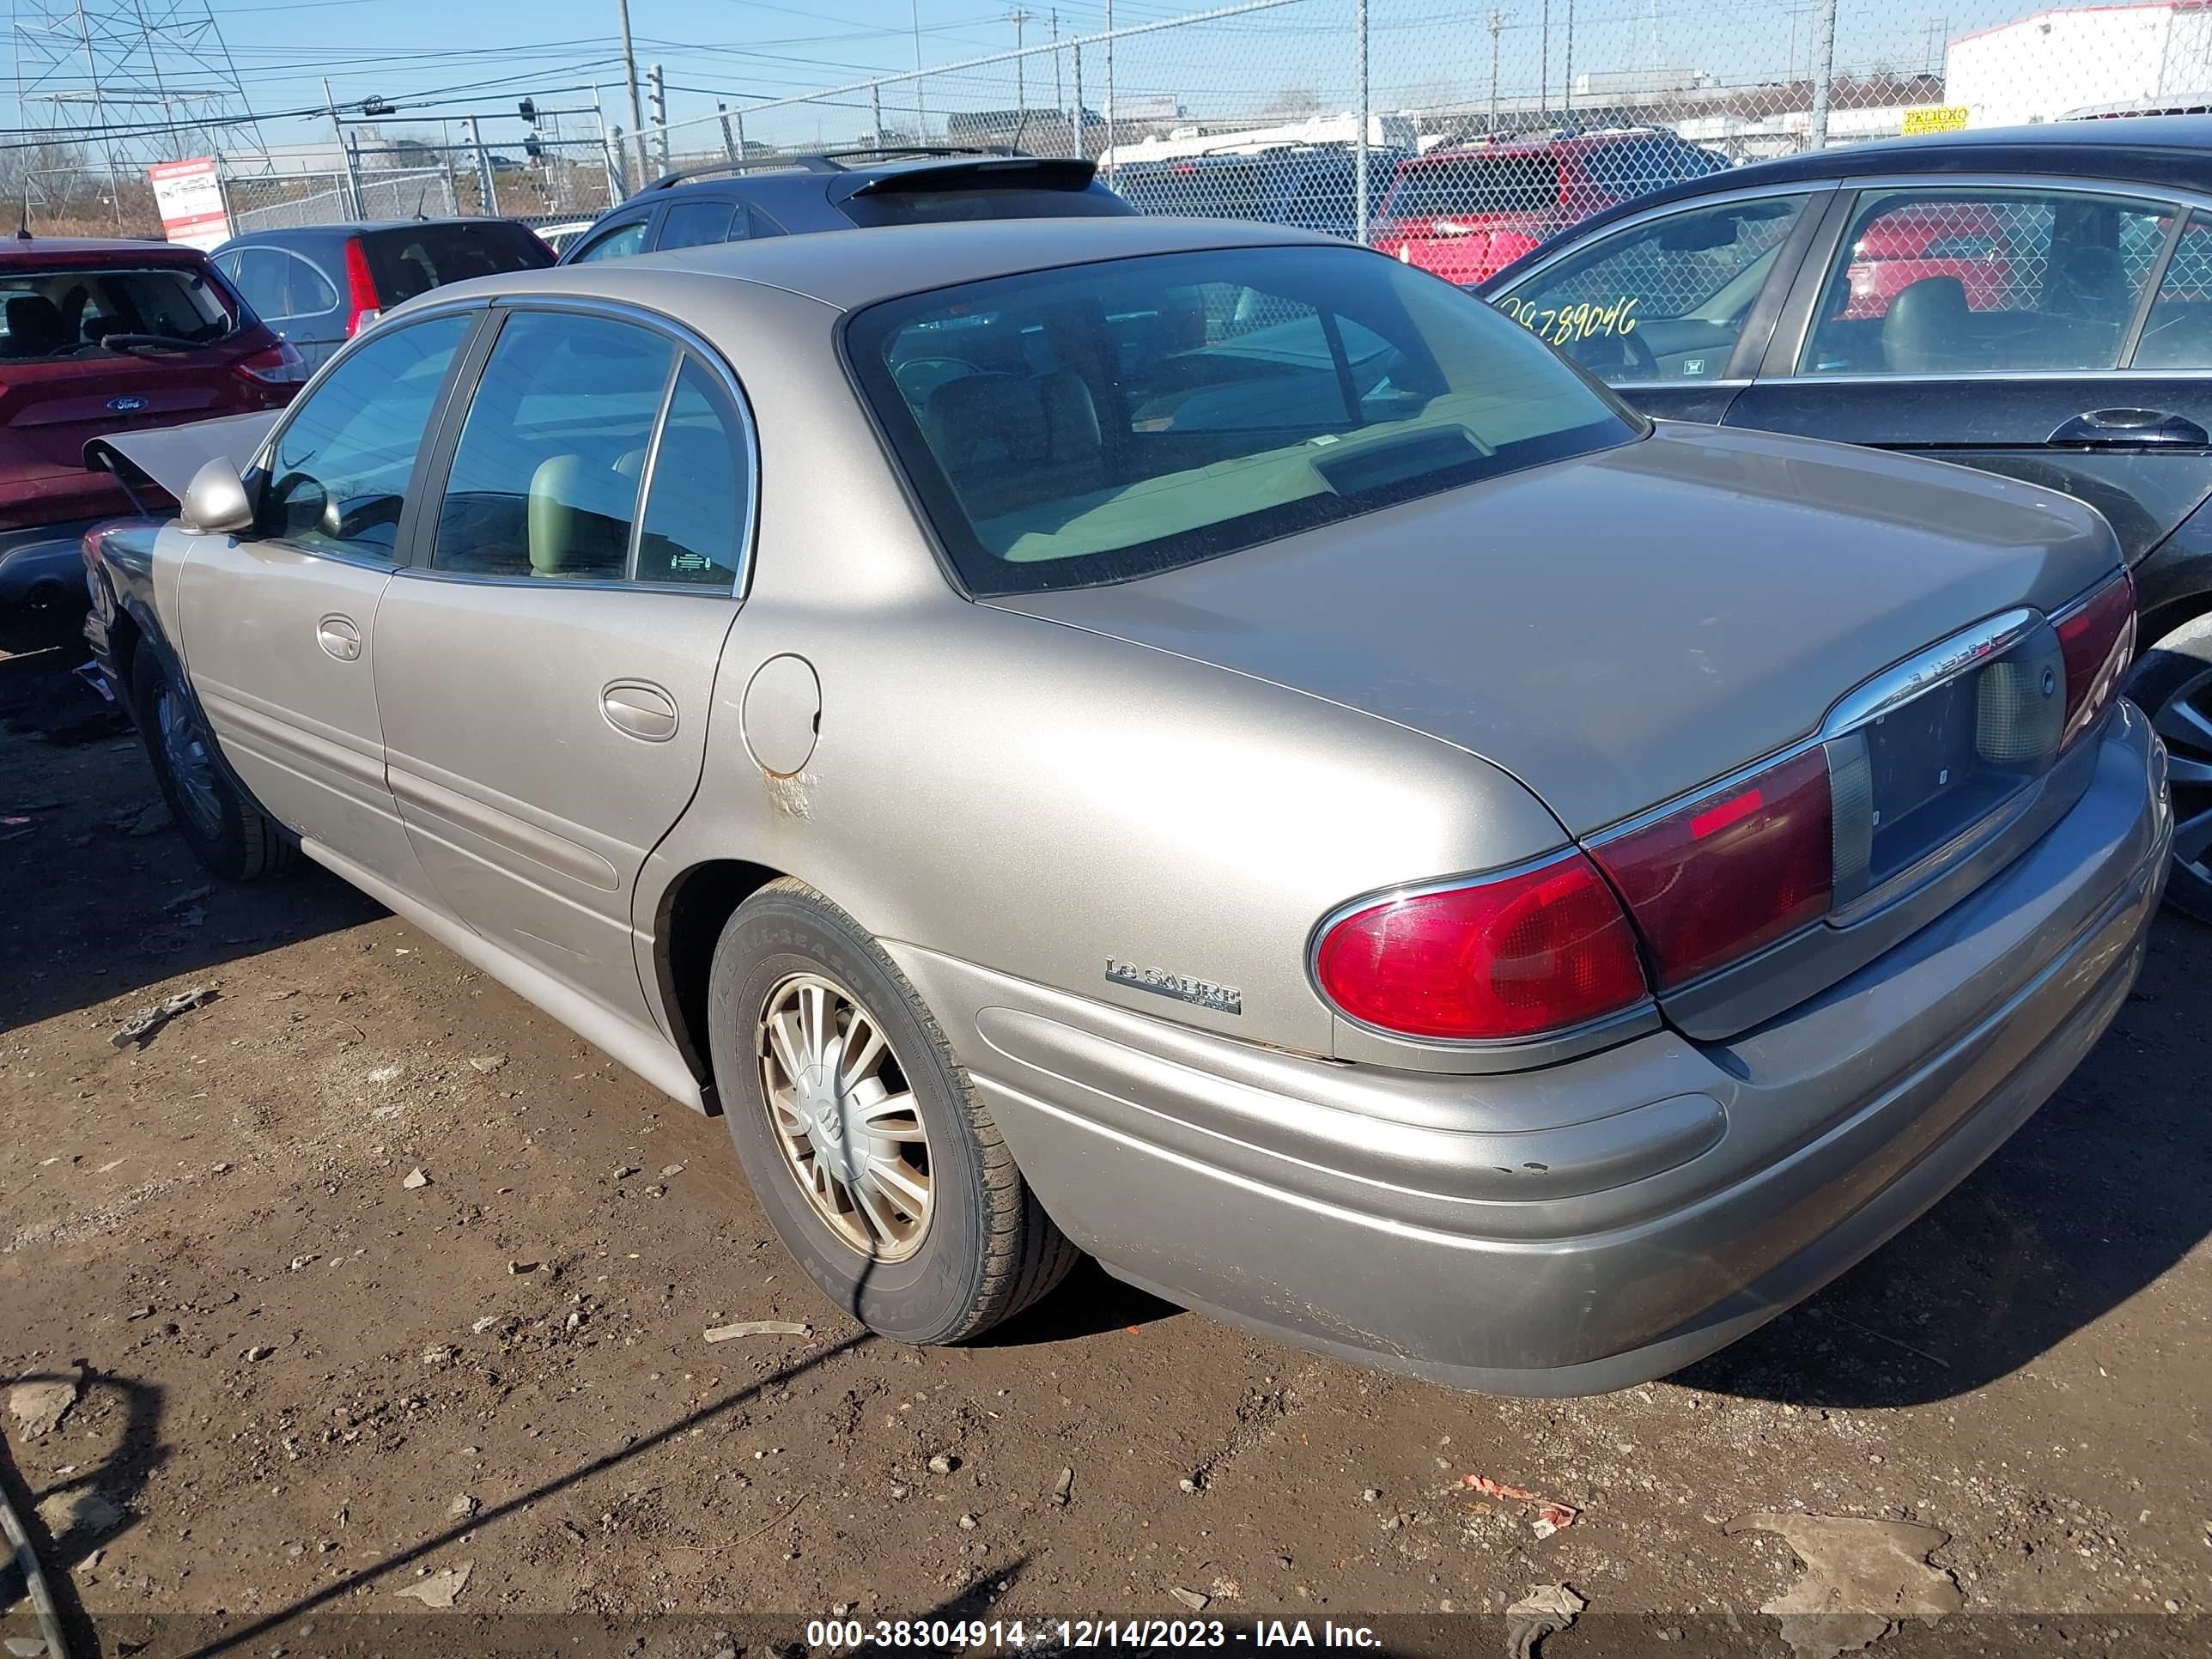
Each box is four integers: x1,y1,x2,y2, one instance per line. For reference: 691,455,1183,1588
8,0,2105,155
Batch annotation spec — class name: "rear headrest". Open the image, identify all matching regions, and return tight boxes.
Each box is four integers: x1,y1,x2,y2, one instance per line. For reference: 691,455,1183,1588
3,295,68,357
528,454,633,579
922,373,1049,469
1881,276,1970,375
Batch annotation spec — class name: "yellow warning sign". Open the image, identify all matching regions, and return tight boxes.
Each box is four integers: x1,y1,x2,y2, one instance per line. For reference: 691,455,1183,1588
1901,105,1970,136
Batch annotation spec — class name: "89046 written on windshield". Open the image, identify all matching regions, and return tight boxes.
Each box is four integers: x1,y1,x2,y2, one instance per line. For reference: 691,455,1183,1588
846,243,1635,596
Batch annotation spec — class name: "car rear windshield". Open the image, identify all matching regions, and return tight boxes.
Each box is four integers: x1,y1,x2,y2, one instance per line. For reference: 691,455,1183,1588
358,222,553,306
0,264,237,361
848,243,1634,594
1386,154,1559,219
839,182,1133,228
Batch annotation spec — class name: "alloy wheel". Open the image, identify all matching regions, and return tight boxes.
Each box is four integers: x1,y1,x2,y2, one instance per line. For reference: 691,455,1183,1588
2154,663,2212,901
156,684,224,840
756,971,933,1261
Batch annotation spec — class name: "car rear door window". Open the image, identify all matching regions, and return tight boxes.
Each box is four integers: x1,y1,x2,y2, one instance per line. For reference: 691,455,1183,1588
2130,212,2212,368
658,199,739,250
229,246,337,320
1798,186,2174,376
1490,193,1810,383
431,312,674,580
636,361,750,586
262,313,473,563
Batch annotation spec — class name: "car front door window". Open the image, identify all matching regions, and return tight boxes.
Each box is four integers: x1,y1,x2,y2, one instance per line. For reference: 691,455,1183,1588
2130,211,2212,368
261,312,473,562
1491,193,1810,383
1798,186,2173,376
430,311,674,580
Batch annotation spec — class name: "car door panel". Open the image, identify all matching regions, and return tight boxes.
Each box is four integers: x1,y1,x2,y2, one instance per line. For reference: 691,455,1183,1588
178,546,415,877
173,309,477,887
375,578,738,1020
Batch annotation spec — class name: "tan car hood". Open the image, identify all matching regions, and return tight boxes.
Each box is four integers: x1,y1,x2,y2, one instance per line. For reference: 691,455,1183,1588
83,410,280,504
994,422,2122,836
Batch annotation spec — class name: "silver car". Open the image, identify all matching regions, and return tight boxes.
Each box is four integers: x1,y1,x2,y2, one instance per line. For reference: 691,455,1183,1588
83,217,2172,1396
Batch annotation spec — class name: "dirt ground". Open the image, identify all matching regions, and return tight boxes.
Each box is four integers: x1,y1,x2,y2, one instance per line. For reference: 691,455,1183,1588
3,645,2210,1657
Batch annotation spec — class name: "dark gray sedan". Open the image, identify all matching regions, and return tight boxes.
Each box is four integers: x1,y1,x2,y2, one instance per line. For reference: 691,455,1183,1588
86,217,2170,1395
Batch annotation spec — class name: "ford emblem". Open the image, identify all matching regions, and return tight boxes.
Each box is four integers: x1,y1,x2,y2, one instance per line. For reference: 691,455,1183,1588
106,394,148,413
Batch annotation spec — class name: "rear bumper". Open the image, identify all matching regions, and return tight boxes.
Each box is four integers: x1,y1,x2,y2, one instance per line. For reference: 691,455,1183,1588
892,702,2170,1395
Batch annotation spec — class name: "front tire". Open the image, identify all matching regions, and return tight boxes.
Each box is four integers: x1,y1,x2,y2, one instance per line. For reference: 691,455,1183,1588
706,879,1079,1343
129,641,295,882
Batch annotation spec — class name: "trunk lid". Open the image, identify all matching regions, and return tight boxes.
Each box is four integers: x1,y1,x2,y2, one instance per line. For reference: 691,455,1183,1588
991,422,2123,836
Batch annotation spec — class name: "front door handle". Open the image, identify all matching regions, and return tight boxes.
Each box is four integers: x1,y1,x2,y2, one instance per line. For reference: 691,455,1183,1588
2047,407,2211,448
601,681,679,743
316,614,362,661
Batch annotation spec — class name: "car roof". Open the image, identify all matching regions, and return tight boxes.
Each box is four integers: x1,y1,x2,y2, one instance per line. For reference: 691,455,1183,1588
0,235,205,267
441,214,1330,313
217,218,529,246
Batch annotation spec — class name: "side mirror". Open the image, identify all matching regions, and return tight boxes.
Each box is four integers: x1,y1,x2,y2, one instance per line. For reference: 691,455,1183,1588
181,456,254,536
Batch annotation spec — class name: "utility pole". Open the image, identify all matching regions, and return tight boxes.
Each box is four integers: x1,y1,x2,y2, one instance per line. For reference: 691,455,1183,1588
616,0,647,178
1563,0,1574,116
1071,40,1084,157
719,101,738,161
323,76,362,216
1806,0,1838,149
1540,0,1549,123
648,62,669,172
1487,9,1503,133
911,0,927,140
466,114,495,215
1009,9,1033,112
1051,9,1063,139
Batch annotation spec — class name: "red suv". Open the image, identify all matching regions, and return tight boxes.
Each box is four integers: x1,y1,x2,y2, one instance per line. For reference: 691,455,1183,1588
1,234,304,651
1373,130,1723,286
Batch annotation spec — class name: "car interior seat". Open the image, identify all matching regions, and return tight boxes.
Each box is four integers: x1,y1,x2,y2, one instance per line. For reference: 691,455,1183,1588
2,295,70,358
1881,276,1972,374
527,454,634,579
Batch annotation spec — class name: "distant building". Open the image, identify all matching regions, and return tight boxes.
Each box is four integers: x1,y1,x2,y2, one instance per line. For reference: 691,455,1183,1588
1947,1,2212,127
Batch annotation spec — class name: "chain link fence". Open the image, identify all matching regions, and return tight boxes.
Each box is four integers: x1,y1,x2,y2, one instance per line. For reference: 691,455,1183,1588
630,0,2207,276
17,1,2206,256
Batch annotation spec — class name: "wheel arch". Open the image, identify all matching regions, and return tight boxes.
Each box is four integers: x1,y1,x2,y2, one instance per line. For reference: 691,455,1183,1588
649,856,793,1112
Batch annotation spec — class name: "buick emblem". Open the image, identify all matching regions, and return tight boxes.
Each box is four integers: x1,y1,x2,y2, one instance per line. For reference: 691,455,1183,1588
106,394,148,413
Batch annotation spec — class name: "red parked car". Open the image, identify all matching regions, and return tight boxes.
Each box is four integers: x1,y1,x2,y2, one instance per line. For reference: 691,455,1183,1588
1837,203,2017,319
1373,130,1724,286
1,234,304,652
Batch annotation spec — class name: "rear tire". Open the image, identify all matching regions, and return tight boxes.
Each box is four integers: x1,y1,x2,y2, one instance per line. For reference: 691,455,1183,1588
2130,613,2212,924
706,878,1079,1344
128,641,295,883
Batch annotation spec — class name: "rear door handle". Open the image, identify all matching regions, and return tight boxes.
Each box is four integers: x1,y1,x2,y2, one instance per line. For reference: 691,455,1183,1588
2047,407,2211,448
601,681,679,743
316,614,362,661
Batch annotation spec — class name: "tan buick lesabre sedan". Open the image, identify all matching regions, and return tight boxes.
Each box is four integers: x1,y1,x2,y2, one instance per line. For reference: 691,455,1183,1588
82,216,2170,1395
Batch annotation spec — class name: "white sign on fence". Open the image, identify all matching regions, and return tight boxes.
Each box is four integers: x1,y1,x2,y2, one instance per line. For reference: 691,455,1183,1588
148,158,231,250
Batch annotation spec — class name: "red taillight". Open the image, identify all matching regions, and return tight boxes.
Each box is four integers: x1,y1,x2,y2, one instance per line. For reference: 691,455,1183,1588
2054,570,2136,746
234,337,307,387
342,237,382,337
1591,747,1833,992
1313,854,1648,1042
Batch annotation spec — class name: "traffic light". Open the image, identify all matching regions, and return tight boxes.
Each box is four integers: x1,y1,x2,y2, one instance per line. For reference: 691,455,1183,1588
523,135,544,163
518,97,538,125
